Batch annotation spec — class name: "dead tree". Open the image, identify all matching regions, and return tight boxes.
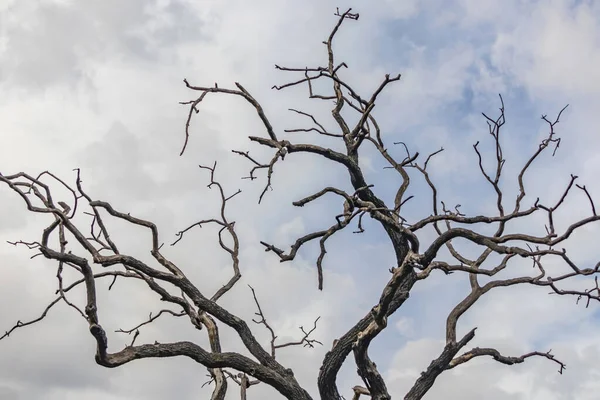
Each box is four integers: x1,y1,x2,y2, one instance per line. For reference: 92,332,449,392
1,8,598,400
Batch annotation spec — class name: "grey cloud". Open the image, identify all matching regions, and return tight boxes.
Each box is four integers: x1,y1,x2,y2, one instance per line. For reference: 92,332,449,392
0,189,28,234
0,0,207,88
0,385,20,400
80,121,161,199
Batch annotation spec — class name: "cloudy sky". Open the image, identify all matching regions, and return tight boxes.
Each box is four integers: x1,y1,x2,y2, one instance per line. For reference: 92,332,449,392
1,0,600,399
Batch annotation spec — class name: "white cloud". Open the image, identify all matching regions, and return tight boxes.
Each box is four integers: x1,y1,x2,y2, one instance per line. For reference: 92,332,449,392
381,0,420,20
490,0,600,99
395,316,416,337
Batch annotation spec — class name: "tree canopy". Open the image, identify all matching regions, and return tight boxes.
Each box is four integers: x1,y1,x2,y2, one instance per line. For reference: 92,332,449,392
1,5,599,400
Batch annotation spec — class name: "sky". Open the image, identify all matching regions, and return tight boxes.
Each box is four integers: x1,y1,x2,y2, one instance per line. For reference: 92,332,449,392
1,0,600,399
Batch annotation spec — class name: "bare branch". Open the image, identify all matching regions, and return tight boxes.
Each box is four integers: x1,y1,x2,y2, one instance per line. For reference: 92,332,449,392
116,309,187,335
0,9,595,400
285,108,342,138
180,80,278,155
449,347,566,374
249,285,322,358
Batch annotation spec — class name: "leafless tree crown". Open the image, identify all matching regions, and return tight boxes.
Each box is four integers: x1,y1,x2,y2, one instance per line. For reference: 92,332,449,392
1,8,598,400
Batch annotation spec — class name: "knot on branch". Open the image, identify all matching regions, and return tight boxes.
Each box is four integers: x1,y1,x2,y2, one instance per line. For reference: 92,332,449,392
85,304,97,317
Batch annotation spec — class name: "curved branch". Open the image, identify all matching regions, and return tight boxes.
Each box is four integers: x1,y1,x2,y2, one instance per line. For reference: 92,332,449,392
448,347,566,374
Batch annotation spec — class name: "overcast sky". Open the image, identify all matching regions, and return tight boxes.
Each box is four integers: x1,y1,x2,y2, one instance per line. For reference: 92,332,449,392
1,0,600,399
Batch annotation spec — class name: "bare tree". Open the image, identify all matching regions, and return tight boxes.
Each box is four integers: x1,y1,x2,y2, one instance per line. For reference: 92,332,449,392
1,8,598,400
